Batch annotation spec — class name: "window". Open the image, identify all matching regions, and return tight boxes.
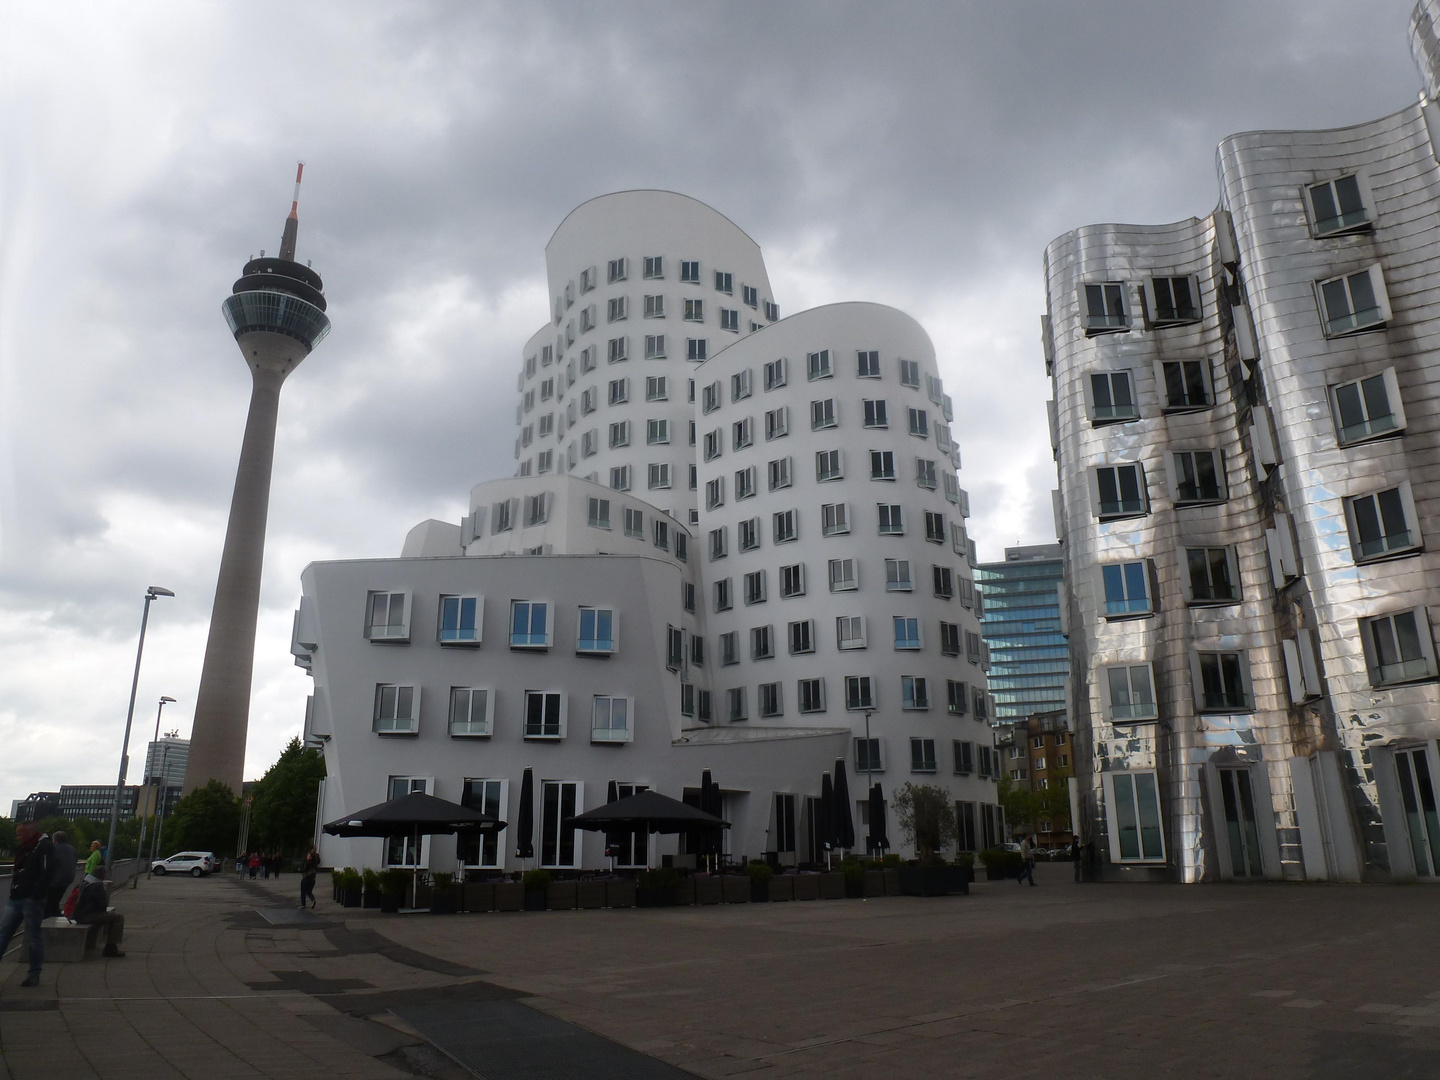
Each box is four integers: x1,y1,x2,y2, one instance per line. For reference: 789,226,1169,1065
807,350,832,380
1082,281,1128,333
574,607,614,655
1102,663,1157,722
1159,359,1212,411
1145,275,1201,325
522,691,564,740
885,558,912,591
759,357,788,392
735,466,756,500
1104,771,1165,863
1194,650,1253,712
816,449,842,482
537,413,554,437
799,678,825,713
687,338,707,361
898,358,920,388
1101,561,1152,617
966,631,982,663
732,418,754,451
653,519,670,551
684,298,704,322
774,511,798,545
857,350,880,378
863,399,888,428
644,333,666,359
683,582,696,612
623,507,644,538
439,595,482,644
811,398,836,429
870,451,895,480
581,345,597,372
764,300,779,321
738,517,760,551
510,600,550,648
916,459,938,490
648,463,671,490
592,697,631,743
646,419,669,446
713,270,733,293
680,260,700,283
907,408,929,437
1093,463,1147,519
588,497,610,529
697,690,712,721
789,618,814,654
732,370,753,402
1089,371,1137,423
910,737,937,771
924,511,945,544
854,736,882,772
609,465,631,491
690,632,703,664
580,388,597,415
1171,450,1226,505
1360,608,1438,686
539,377,554,401
743,284,759,308
644,375,668,402
940,622,961,656
667,625,684,669
727,687,748,722
821,502,849,535
953,740,974,775
493,499,514,532
608,296,628,322
1317,265,1390,336
704,429,722,462
837,615,865,649
1306,173,1372,236
892,616,921,650
744,569,767,605
608,258,627,283
933,565,954,599
366,591,409,641
449,688,491,736
720,308,739,332
710,527,728,561
1331,368,1404,445
721,631,738,665
768,457,792,491
765,407,788,440
1183,547,1240,604
525,493,548,526
702,381,721,414
947,680,968,715
641,255,663,279
977,746,993,779
759,682,782,717
845,675,875,710
1346,483,1420,561
973,691,989,721
608,377,628,407
608,335,629,364
580,266,596,293
829,558,857,592
373,684,418,734
706,477,725,510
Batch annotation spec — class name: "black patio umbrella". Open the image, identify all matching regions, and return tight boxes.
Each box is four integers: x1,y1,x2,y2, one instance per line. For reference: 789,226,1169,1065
603,779,621,859
698,769,719,860
832,759,856,850
818,773,836,858
566,789,728,835
515,768,535,861
867,782,889,854
323,792,504,907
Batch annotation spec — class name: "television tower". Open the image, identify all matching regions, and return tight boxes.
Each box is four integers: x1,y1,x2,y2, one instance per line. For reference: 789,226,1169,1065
183,165,331,795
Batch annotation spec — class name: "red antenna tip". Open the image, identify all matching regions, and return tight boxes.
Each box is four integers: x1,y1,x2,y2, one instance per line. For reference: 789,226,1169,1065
288,161,305,220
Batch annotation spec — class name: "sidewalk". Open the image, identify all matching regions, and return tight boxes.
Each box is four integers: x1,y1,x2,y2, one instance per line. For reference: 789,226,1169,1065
2,864,1437,1080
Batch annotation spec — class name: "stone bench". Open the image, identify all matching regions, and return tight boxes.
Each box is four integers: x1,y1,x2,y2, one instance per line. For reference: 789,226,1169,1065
9,918,101,963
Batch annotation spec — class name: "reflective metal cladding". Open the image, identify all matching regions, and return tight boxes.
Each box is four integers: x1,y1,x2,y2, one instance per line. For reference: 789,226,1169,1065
1043,1,1440,883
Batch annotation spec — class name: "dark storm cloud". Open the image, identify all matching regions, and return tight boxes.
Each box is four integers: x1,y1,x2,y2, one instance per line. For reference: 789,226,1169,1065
0,0,1419,807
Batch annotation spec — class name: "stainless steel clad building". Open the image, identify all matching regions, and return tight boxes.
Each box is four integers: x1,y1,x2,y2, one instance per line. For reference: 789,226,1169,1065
1046,1,1440,883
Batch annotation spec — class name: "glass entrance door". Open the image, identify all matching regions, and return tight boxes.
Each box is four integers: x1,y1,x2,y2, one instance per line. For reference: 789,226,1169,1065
1218,768,1264,878
611,783,649,868
459,779,506,869
1395,747,1440,878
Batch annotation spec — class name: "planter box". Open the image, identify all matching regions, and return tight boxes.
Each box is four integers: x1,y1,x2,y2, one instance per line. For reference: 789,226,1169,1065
462,882,495,912
362,889,382,909
606,879,636,909
792,874,820,901
379,894,402,913
722,875,750,904
818,872,846,900
673,878,696,906
546,881,577,911
882,868,901,896
694,876,723,906
414,884,432,909
636,886,675,908
429,890,457,914
494,881,524,912
576,881,608,909
898,865,947,897
342,887,362,908
749,875,771,902
523,890,547,912
843,875,865,898
984,865,1013,881
768,876,794,902
862,870,885,898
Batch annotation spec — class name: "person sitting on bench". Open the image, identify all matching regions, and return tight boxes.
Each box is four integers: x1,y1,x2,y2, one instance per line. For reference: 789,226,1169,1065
72,870,125,958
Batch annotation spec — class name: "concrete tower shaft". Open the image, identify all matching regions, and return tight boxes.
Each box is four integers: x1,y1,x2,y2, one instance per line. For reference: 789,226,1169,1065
184,170,330,796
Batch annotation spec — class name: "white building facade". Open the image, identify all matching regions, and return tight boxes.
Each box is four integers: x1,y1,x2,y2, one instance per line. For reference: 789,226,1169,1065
300,191,999,873
1048,1,1440,883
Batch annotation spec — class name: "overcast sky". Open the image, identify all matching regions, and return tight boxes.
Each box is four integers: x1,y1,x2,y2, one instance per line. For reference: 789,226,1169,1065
0,0,1421,811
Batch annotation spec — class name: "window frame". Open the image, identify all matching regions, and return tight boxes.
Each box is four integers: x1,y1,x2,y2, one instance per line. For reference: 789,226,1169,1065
1102,662,1158,723
591,695,634,743
521,689,566,740
373,683,419,735
1087,369,1139,425
509,599,551,649
438,594,483,645
448,687,494,737
1304,171,1375,238
1155,357,1215,413
909,736,937,771
1098,560,1154,619
1190,649,1255,714
1090,463,1149,520
1143,274,1203,327
1102,771,1166,864
1315,264,1392,338
1344,481,1422,563
1167,449,1228,506
1329,367,1405,447
1179,545,1242,606
1359,607,1439,687
1080,281,1129,335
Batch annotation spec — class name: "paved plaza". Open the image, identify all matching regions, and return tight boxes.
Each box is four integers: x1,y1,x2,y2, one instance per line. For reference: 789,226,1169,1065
1,865,1437,1079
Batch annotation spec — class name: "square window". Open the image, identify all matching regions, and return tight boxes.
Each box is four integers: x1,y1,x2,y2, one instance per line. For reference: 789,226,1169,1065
439,595,482,644
1346,483,1420,561
609,465,630,491
702,382,721,414
909,736,937,770
857,350,880,378
765,407,789,440
1193,650,1253,713
647,418,670,444
821,502,849,536
680,260,700,283
1089,371,1138,423
807,350,832,380
744,569,767,604
738,516,760,551
811,399,837,429
1093,463,1148,519
837,615,865,649
1171,450,1226,505
885,558,912,591
1081,281,1129,334
714,578,732,613
609,420,630,448
366,590,410,642
715,271,733,293
939,622,960,656
953,739,974,774
727,687,747,721
893,617,921,650
898,358,920,388
592,695,631,743
932,565,954,599
789,618,814,653
907,408,929,437
768,457,792,491
1331,368,1404,445
764,357,787,391
878,504,904,535
687,337,708,361
743,284,759,307
608,258,627,283
704,429,722,461
816,449,843,481
623,507,644,538
1316,265,1390,337
643,255,664,279
577,607,615,654
845,676,876,710
870,450,896,480
1183,546,1240,604
751,624,773,660
587,497,611,529
1360,607,1438,686
644,333,666,359
924,511,945,543
946,679,968,715
721,631,739,665
608,336,628,363
798,678,825,713
732,417,753,449
759,682,782,717
1144,275,1201,326
915,459,937,490
863,399,888,428
685,298,705,322
608,296,628,322
523,689,564,738
448,687,491,736
732,369,753,402
720,308,739,332
1101,560,1152,617
774,511,798,545
373,683,418,735
1104,664,1156,721
710,526,728,561
736,466,757,500
854,736,882,772
1306,173,1373,237
829,558,858,592
706,476,725,510
1158,359,1213,411
646,375,668,401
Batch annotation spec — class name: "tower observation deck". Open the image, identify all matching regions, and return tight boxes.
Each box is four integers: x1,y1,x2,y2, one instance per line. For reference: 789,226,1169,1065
184,165,330,795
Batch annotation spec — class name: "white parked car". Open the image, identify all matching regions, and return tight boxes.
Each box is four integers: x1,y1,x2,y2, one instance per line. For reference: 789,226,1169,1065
150,851,219,877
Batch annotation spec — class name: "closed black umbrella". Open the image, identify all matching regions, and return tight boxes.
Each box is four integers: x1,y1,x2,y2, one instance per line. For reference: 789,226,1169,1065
818,773,835,859
567,789,728,834
515,768,535,861
867,782,889,854
604,779,620,859
699,770,717,860
832,759,856,850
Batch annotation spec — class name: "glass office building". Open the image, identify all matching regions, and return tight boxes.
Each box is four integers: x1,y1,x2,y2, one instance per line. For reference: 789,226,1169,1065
974,544,1068,721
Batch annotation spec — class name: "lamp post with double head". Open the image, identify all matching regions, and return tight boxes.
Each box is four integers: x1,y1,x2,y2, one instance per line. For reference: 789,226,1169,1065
133,695,176,881
106,586,174,876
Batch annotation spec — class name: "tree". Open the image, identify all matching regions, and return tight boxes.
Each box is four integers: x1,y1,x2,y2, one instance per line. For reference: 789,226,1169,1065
247,737,327,857
165,780,241,856
0,817,15,856
893,783,957,859
996,777,1038,840
1035,776,1073,835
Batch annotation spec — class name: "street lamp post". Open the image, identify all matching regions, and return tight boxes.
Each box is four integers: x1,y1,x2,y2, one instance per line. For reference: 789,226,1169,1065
105,586,174,876
133,695,176,883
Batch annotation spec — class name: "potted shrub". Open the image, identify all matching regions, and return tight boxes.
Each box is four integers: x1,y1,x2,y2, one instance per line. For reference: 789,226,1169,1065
522,868,551,911
745,860,773,902
330,868,343,903
980,848,1022,881
494,876,524,912
378,868,410,913
950,852,976,891
840,858,867,899
636,867,681,907
338,867,363,907
361,868,382,909
429,872,457,914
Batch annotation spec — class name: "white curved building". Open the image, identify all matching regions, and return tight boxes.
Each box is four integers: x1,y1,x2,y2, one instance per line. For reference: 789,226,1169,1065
301,191,999,874
1048,0,1440,883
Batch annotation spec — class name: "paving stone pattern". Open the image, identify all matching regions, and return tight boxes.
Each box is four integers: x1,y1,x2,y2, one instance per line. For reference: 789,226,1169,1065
1,863,1436,1080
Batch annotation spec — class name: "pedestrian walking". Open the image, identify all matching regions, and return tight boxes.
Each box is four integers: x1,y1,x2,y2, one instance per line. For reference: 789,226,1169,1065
73,869,126,957
249,852,260,879
83,839,103,878
236,851,247,876
300,847,319,909
45,830,78,918
271,853,282,880
0,821,54,987
1070,835,1083,882
1017,835,1037,886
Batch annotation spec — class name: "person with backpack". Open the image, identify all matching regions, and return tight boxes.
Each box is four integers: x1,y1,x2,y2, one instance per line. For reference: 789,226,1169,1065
0,821,54,987
72,869,125,957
